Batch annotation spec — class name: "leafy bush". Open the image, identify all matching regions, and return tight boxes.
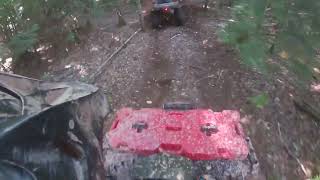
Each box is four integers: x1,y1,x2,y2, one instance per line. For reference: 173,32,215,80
220,0,320,84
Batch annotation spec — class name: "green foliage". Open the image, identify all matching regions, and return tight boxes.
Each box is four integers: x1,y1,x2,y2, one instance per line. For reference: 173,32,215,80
99,0,119,9
0,0,20,40
221,0,320,84
0,0,133,63
312,175,320,180
98,0,138,9
248,93,269,109
8,24,39,58
0,0,108,60
219,1,268,73
66,31,77,43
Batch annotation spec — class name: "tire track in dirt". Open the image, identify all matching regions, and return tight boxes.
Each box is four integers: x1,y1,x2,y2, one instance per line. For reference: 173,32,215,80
129,30,175,107
160,27,208,106
130,25,221,108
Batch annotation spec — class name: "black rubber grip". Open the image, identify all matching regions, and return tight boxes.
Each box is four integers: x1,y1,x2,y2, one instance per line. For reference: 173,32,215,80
163,102,195,110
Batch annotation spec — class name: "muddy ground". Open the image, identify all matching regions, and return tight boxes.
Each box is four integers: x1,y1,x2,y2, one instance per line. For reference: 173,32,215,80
12,5,320,180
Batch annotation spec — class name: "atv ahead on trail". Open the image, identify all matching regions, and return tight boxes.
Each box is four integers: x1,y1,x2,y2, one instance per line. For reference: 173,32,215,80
140,0,186,28
151,0,185,27
104,103,262,180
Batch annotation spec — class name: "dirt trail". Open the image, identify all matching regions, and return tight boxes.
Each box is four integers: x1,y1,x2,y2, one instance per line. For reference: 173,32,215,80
108,15,229,109
14,7,320,180
130,27,207,107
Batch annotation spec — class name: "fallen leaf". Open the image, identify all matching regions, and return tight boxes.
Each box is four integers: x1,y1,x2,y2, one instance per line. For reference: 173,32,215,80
202,39,208,45
311,84,320,93
279,51,289,60
314,68,320,74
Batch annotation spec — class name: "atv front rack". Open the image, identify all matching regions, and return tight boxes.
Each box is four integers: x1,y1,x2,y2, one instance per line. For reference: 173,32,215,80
104,104,261,179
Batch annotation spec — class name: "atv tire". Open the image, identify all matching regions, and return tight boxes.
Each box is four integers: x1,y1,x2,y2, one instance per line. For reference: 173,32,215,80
174,8,185,26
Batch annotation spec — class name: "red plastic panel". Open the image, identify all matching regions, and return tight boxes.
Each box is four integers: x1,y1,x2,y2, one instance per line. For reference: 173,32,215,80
108,108,249,160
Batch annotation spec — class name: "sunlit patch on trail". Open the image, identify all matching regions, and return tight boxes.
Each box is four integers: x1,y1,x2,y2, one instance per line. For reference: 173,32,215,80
311,84,320,93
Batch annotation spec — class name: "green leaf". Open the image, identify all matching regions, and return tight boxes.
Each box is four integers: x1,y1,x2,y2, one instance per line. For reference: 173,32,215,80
248,93,269,109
